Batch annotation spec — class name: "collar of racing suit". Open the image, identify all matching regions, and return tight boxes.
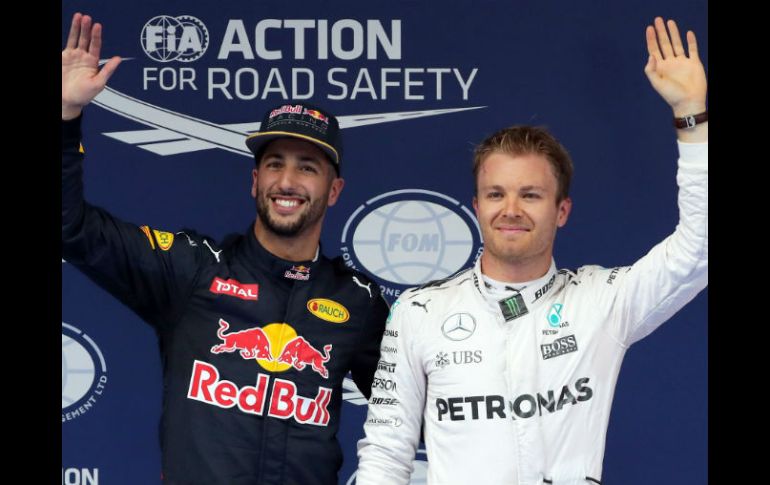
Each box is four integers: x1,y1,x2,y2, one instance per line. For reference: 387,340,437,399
472,256,559,316
238,223,323,280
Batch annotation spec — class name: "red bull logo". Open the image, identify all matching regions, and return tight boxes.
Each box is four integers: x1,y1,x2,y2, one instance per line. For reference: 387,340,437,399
210,319,272,360
187,361,332,426
284,265,311,281
269,104,304,118
302,108,330,124
209,277,259,301
276,336,332,378
210,321,332,379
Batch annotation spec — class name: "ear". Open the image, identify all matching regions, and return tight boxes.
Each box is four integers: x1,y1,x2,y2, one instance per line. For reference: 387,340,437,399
326,177,345,207
472,196,479,217
556,197,572,227
250,168,259,199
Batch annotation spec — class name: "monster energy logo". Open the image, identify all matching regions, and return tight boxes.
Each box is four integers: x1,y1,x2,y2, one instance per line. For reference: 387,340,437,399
498,293,528,321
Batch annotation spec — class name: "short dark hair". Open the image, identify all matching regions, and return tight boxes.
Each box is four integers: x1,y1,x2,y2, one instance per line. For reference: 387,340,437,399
473,125,573,202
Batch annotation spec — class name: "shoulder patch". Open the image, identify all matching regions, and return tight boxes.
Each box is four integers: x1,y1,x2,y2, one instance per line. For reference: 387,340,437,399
139,225,155,249
153,230,175,251
138,225,176,251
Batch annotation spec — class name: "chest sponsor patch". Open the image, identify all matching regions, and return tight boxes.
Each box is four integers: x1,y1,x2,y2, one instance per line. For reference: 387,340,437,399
307,298,349,323
285,265,311,281
187,360,332,426
541,335,578,360
441,313,477,341
209,277,259,301
499,293,528,321
377,360,396,373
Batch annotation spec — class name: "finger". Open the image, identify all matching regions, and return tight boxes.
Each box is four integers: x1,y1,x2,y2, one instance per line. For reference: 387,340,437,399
654,17,674,59
643,55,666,93
97,56,122,85
644,54,657,75
643,54,660,84
686,31,699,58
667,19,685,57
78,15,92,52
90,22,103,59
66,13,82,50
645,25,663,59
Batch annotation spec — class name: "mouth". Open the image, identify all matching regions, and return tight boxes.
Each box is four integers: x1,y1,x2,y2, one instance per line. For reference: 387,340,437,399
270,195,307,215
495,226,530,235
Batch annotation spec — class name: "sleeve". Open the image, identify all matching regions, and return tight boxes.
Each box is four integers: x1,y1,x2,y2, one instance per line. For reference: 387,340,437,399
356,295,426,485
62,115,205,330
593,142,708,346
350,291,390,399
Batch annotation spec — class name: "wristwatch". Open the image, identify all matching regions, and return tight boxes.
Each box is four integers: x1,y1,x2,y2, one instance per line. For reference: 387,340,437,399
673,111,708,129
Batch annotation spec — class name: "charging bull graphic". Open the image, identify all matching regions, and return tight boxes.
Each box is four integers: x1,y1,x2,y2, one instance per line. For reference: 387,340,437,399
210,318,273,360
210,319,332,378
198,320,335,424
277,337,333,378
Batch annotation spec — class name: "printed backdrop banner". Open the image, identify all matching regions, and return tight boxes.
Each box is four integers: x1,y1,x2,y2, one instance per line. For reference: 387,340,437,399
61,1,708,484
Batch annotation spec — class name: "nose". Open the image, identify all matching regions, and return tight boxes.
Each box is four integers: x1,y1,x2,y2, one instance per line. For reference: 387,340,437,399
275,165,299,192
501,195,522,218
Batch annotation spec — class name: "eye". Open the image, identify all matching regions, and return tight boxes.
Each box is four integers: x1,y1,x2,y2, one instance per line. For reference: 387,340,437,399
523,192,542,199
263,159,283,169
486,191,503,199
299,163,320,174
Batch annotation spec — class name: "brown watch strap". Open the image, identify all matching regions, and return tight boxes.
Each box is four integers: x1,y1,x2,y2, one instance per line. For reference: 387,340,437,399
673,111,708,129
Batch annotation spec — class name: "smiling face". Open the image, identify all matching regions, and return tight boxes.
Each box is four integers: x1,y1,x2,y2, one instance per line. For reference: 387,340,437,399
251,138,344,239
473,151,571,281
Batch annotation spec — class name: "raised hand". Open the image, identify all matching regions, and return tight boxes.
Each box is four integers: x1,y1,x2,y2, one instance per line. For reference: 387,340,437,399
644,17,707,118
62,13,122,120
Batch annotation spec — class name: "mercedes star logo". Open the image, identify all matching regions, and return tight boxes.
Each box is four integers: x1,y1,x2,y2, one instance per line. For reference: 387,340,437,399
441,313,477,341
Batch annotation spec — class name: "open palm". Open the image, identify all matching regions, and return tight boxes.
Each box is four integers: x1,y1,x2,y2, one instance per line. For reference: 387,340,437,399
62,13,121,119
644,18,707,115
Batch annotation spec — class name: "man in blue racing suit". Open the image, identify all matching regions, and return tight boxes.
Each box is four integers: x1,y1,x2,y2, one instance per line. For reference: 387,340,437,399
62,13,388,485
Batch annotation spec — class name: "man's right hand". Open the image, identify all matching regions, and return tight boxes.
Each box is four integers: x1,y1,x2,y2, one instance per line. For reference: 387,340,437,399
62,13,121,120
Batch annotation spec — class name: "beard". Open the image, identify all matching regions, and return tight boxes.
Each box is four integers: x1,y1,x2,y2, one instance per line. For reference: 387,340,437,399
256,189,328,237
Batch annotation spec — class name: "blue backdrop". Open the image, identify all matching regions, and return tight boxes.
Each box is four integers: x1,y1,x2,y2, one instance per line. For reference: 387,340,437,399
61,1,707,484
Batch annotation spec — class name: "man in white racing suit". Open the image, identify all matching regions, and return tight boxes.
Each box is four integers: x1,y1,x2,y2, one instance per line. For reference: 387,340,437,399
356,17,707,485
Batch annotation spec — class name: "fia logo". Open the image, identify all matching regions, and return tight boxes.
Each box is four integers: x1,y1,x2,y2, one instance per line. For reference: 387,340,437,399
141,15,209,63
